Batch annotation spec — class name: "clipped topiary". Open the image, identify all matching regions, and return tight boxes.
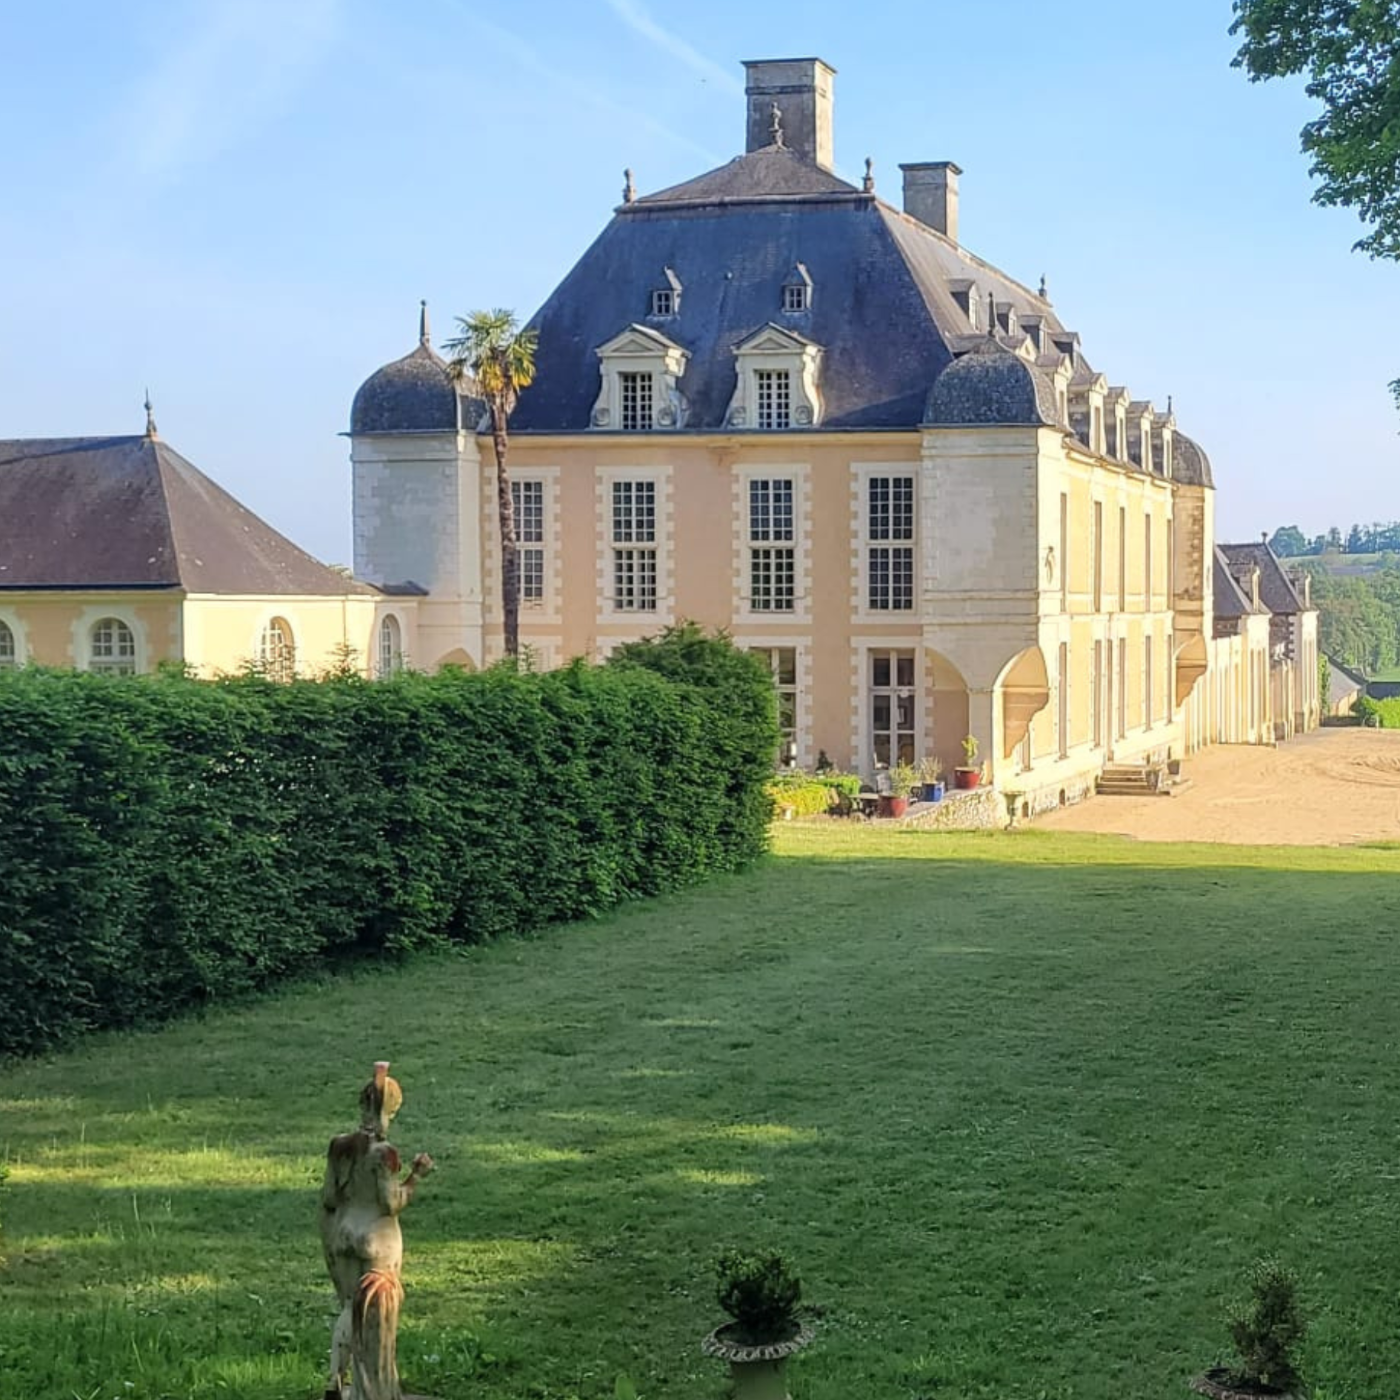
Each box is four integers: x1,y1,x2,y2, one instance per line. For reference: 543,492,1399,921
715,1249,802,1346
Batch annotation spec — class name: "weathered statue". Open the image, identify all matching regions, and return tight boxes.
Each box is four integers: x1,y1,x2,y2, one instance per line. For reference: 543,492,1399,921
320,1061,434,1400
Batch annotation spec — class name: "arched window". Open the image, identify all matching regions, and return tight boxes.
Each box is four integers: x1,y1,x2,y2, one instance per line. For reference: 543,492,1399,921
377,615,402,677
89,617,136,674
259,617,296,681
0,620,15,668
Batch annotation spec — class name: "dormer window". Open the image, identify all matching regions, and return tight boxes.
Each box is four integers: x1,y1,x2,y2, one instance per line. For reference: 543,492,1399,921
781,262,813,313
593,324,689,431
648,267,682,319
726,324,824,430
620,371,653,431
949,279,979,328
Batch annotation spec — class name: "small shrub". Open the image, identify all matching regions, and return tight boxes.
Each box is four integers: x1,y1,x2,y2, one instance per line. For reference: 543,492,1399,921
1224,1259,1306,1394
961,734,980,765
715,1249,802,1346
890,761,920,798
765,776,835,819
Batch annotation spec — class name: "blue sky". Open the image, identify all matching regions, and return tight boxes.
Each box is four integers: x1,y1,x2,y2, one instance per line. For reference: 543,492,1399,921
1,0,1394,561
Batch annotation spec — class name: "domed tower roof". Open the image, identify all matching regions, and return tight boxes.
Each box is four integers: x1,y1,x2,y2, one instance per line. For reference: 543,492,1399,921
923,335,1058,427
1172,432,1214,488
351,303,459,435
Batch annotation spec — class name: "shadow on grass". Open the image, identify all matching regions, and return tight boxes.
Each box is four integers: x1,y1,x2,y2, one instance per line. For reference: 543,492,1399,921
5,830,1400,1399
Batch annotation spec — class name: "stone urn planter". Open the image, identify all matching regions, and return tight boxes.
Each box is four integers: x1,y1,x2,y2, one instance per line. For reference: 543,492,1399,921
1190,1369,1301,1400
702,1322,814,1400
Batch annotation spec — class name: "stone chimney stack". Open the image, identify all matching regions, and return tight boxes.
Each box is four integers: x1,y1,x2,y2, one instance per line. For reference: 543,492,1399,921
744,58,836,169
900,162,962,242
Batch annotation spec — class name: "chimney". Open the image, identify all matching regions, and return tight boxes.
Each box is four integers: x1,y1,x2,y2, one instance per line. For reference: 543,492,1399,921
744,58,836,169
900,162,962,242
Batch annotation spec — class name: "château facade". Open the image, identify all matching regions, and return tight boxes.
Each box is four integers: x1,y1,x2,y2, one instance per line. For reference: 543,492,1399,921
348,56,1319,804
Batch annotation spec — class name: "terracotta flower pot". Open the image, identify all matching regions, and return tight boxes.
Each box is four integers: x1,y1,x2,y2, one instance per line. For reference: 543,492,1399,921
877,795,909,818
953,767,980,790
703,1323,814,1400
1190,1368,1300,1400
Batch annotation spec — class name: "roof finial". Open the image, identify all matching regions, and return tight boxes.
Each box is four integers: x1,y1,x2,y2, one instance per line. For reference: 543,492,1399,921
419,299,431,347
1038,273,1049,300
862,156,875,194
623,167,636,204
987,290,998,336
770,101,784,148
1167,393,1174,416
143,389,158,439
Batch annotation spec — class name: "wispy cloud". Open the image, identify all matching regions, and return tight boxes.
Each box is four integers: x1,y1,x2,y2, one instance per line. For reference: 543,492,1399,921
601,0,744,95
116,0,341,182
434,0,722,164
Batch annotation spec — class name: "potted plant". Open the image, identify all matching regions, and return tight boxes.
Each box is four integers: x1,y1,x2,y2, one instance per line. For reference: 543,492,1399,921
954,735,982,790
918,755,945,803
878,761,918,818
702,1249,813,1400
1191,1260,1306,1400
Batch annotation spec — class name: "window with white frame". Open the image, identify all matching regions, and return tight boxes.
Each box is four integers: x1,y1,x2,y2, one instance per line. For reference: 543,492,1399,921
0,620,14,668
611,480,657,611
782,282,810,313
619,371,653,431
747,478,796,612
754,369,792,430
512,479,545,603
867,474,915,611
90,616,136,674
377,615,402,678
650,288,674,317
870,649,916,768
750,646,798,760
259,616,296,681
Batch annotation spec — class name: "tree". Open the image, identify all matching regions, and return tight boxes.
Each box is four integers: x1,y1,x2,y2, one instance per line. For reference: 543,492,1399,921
1269,524,1309,556
443,311,538,659
1232,2,1400,260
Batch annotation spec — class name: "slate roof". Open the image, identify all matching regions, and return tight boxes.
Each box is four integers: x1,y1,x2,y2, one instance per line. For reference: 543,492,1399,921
1172,433,1214,488
923,335,1058,427
1219,542,1306,614
351,341,460,435
1212,546,1264,621
1326,656,1366,707
0,436,368,595
637,144,860,206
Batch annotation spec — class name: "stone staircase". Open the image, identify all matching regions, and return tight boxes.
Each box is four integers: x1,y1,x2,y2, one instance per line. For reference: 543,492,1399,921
1096,762,1168,797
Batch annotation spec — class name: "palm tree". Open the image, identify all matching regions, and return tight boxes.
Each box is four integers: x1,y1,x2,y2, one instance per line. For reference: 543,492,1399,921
443,310,538,659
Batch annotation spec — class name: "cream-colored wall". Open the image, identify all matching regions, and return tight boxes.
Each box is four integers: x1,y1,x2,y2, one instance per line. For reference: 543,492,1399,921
0,593,183,670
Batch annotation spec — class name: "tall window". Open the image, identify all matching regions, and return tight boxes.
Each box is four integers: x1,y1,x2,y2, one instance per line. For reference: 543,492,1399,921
1091,405,1104,454
377,615,402,678
611,480,657,611
1144,513,1154,609
870,650,916,767
750,647,798,760
90,617,136,675
1117,643,1127,739
867,475,915,611
619,371,653,431
748,478,796,612
512,479,545,603
1092,501,1104,612
1144,635,1154,727
1092,640,1103,747
259,617,296,681
754,369,791,430
1118,506,1127,612
0,620,14,668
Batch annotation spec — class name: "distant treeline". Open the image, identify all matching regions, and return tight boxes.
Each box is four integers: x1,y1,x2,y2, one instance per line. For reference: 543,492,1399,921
1269,522,1400,556
1289,560,1400,675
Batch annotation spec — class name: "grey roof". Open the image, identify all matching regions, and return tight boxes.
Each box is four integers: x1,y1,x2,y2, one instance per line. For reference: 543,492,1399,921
0,436,368,595
636,144,860,206
351,341,459,435
1326,656,1365,705
1172,432,1214,488
1212,546,1264,620
1219,542,1306,614
923,335,1058,427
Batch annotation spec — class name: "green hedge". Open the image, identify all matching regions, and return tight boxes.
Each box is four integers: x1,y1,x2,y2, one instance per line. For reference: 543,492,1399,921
1352,695,1400,727
0,626,777,1057
766,772,862,818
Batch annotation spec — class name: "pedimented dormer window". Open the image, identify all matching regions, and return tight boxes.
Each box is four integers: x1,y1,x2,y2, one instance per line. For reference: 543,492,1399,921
726,324,823,430
781,263,813,313
592,324,689,431
649,267,682,318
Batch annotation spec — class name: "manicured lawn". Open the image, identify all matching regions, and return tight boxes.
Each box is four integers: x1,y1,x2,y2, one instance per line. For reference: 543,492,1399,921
5,826,1400,1400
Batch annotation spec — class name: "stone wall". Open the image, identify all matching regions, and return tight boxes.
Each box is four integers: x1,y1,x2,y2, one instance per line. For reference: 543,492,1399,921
899,786,1005,831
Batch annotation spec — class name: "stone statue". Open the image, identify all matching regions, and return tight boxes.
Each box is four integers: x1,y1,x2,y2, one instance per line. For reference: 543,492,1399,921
320,1061,434,1400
